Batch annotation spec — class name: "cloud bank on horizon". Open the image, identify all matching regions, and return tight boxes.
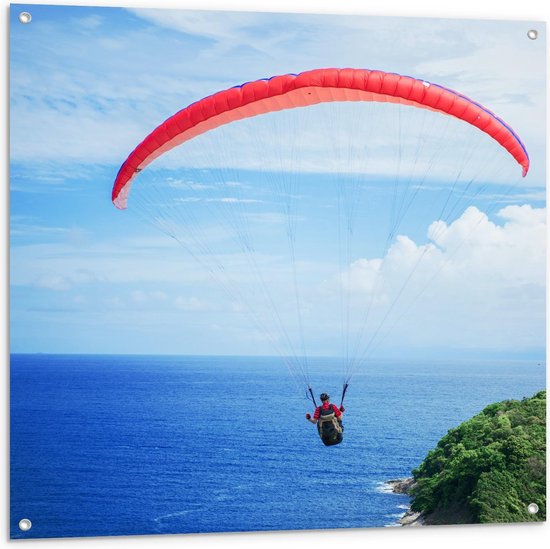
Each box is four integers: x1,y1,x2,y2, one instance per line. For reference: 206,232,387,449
9,4,546,358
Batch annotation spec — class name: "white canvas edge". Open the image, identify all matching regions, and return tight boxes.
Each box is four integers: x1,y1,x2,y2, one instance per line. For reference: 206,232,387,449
1,1,548,548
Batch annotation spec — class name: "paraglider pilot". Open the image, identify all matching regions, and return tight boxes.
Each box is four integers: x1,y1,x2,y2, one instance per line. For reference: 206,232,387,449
306,393,345,446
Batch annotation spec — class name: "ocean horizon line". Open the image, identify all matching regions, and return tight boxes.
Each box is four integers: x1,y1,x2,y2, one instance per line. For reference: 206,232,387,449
8,351,546,365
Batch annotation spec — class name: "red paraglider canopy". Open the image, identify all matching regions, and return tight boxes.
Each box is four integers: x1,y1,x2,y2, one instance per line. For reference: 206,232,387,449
112,68,529,209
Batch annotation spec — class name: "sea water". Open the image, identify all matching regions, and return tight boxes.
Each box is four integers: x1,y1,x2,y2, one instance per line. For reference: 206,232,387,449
10,354,545,538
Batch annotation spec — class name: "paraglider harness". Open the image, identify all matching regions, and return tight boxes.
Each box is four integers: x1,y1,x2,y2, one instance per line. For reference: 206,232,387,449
316,404,343,446
308,384,348,447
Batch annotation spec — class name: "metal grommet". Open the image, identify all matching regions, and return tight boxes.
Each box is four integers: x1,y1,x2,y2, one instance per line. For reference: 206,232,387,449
527,29,538,40
527,503,539,515
19,12,32,24
18,518,32,531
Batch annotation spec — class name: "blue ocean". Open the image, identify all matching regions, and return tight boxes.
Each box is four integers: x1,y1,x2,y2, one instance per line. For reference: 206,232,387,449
10,354,545,539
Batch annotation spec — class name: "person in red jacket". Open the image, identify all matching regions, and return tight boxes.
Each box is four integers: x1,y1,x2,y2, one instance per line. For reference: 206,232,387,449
306,393,345,446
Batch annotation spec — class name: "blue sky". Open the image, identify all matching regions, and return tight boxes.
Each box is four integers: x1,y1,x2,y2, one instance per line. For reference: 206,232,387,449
9,4,546,360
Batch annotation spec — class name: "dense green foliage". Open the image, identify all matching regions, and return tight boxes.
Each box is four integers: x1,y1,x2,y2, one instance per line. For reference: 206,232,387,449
410,390,546,524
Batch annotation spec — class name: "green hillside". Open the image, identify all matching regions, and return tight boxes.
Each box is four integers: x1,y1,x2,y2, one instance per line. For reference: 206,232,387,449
410,390,546,524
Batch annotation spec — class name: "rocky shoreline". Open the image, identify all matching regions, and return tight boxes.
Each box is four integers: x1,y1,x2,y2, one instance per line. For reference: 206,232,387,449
385,477,426,526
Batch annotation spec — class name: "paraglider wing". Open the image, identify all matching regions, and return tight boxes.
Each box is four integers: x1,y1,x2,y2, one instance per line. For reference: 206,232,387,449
112,68,529,210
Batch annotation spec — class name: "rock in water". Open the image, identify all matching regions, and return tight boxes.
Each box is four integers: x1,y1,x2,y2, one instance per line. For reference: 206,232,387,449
399,511,425,526
386,477,416,495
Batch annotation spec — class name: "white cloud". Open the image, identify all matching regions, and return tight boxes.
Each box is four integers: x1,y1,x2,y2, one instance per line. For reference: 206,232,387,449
10,222,69,238
174,296,212,311
498,203,546,225
129,9,267,47
168,180,216,190
173,194,264,204
10,234,190,289
175,197,201,203
35,274,73,291
335,204,545,353
31,268,102,292
427,205,546,284
10,200,545,355
340,257,382,295
9,9,544,187
103,296,125,309
208,197,262,204
131,290,168,303
74,15,105,32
